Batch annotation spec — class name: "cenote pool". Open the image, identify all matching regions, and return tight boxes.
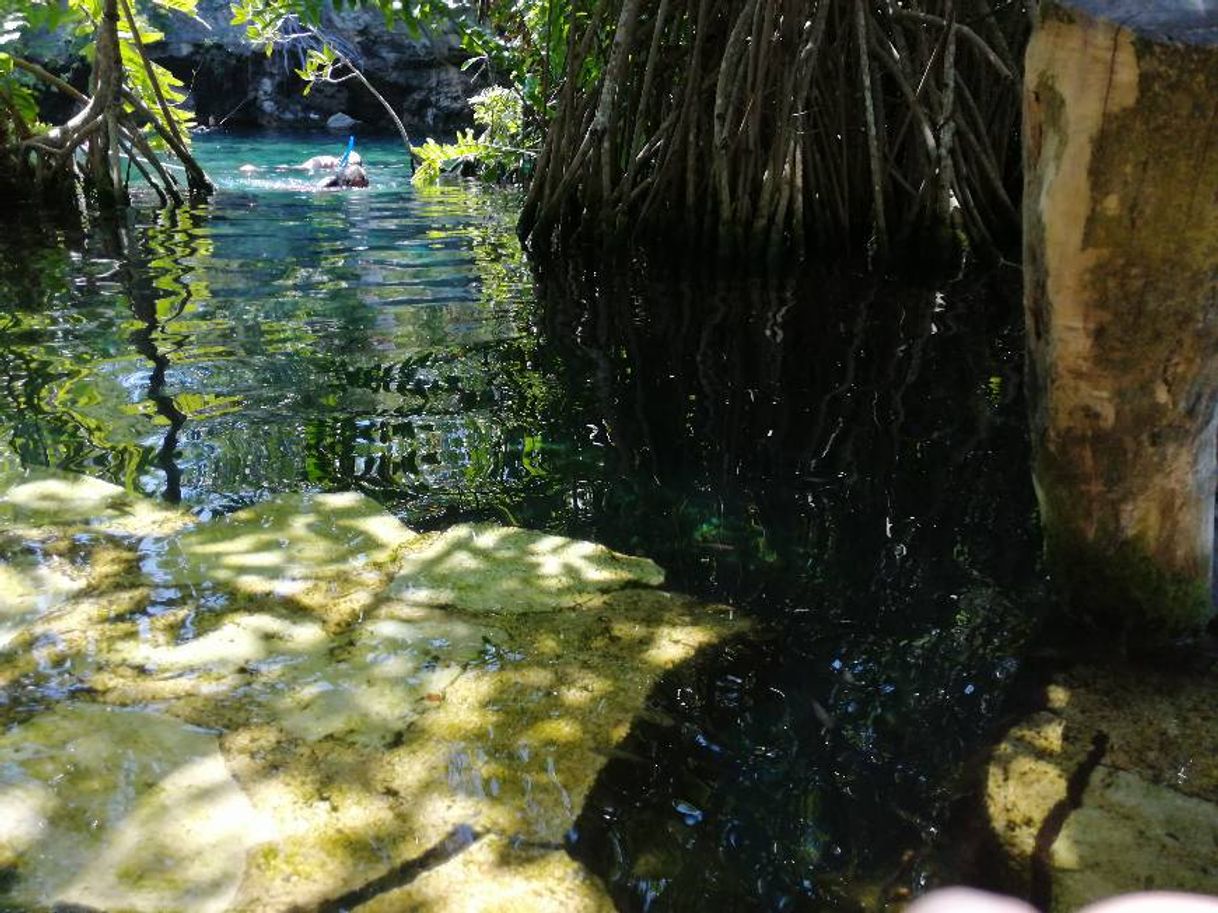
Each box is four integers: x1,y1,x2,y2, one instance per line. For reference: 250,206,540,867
0,132,1045,911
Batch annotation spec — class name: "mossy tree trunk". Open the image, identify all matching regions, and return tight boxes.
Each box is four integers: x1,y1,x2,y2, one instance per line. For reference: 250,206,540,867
1023,1,1218,638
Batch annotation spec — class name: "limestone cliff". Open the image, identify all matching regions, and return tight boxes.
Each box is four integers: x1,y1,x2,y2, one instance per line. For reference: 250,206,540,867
149,0,476,136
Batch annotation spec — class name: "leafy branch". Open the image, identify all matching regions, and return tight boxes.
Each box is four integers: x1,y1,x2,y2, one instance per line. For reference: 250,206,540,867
232,0,414,158
0,0,212,207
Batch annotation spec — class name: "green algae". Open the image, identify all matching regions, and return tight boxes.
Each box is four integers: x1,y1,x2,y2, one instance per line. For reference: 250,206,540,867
1041,522,1214,641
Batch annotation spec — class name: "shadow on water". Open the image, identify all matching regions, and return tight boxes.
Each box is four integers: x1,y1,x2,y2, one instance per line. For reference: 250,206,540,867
529,265,1047,911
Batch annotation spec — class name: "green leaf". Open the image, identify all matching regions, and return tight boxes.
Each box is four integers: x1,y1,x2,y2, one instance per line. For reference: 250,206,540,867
152,0,200,16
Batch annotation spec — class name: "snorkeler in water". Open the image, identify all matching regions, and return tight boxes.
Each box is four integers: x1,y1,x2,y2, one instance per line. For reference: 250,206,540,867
239,135,362,175
317,164,369,189
238,152,362,174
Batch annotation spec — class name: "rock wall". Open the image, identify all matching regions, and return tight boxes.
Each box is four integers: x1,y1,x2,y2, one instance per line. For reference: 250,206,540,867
149,0,476,138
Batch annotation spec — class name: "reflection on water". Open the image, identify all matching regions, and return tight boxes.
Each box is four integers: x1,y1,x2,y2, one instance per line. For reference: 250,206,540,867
0,137,535,522
530,267,1043,910
0,133,1044,911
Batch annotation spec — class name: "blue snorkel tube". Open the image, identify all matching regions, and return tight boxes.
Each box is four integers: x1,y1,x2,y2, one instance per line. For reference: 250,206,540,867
337,135,355,168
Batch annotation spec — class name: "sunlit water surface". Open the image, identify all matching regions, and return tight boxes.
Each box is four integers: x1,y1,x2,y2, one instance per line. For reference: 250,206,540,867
0,131,1043,911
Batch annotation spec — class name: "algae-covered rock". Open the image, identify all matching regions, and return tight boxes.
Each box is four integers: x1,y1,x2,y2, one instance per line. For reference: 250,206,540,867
390,522,665,613
163,491,418,627
0,703,271,913
983,663,1218,910
0,467,187,692
0,542,90,648
0,475,748,913
0,465,191,538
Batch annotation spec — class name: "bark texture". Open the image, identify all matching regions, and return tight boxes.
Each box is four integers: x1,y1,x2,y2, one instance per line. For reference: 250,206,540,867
1023,1,1218,637
518,0,1027,267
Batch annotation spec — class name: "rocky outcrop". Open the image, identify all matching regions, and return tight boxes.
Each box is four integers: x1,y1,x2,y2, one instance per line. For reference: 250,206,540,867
148,0,476,137
0,467,748,911
983,663,1218,910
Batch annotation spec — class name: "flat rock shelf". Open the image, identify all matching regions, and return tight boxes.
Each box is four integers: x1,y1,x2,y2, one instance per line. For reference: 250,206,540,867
983,663,1218,910
0,465,748,912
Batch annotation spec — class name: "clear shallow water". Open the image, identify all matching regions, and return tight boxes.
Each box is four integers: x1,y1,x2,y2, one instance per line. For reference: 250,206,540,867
3,132,536,521
0,132,1044,911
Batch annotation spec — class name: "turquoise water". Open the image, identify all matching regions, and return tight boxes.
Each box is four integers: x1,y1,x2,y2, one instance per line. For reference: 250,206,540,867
3,132,536,521
0,131,1043,910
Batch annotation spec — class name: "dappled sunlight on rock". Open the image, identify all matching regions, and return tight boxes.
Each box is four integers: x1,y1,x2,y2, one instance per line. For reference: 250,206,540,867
0,546,90,648
114,612,330,675
383,588,744,845
0,704,270,913
360,834,616,913
984,664,1218,909
526,717,585,745
0,469,749,911
0,466,191,539
640,621,727,667
986,713,1071,860
164,491,418,626
390,523,665,613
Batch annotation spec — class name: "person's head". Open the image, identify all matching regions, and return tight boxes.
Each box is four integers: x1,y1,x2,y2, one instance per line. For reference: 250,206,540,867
319,164,369,189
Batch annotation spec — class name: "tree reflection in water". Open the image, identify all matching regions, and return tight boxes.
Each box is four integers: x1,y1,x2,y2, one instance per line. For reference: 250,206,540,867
531,265,1044,912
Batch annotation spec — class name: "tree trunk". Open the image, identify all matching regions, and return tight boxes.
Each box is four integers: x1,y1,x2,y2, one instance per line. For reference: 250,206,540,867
1023,1,1218,638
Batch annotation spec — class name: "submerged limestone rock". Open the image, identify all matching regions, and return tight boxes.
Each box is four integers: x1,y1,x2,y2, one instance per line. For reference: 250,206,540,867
0,465,191,539
984,663,1218,910
162,490,418,627
0,467,193,694
0,704,270,913
0,543,90,648
0,469,747,912
359,833,617,913
390,522,666,613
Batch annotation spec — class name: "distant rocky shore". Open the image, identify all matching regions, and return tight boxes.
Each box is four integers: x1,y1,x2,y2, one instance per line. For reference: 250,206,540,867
164,0,476,135
35,0,477,138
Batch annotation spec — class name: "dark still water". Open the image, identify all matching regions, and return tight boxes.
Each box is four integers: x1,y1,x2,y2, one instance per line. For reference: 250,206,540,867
0,132,1043,910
